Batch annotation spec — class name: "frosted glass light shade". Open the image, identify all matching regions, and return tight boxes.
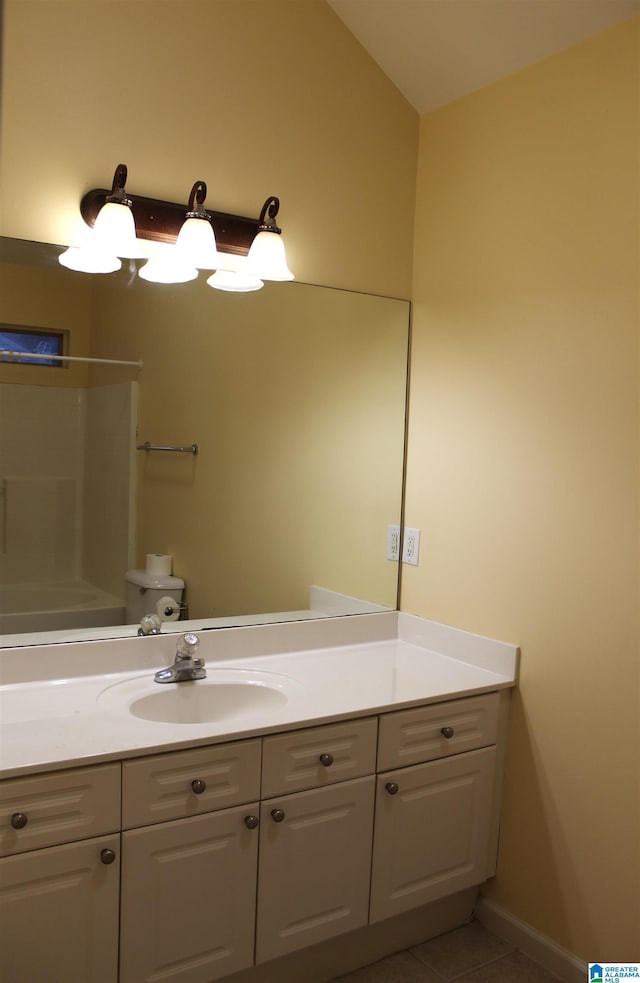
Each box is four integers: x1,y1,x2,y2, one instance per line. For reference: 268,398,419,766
246,230,294,281
176,216,220,269
206,267,263,292
58,246,121,274
93,200,145,258
138,257,198,284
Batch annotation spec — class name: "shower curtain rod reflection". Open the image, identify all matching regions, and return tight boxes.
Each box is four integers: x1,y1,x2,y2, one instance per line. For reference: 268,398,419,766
0,351,143,368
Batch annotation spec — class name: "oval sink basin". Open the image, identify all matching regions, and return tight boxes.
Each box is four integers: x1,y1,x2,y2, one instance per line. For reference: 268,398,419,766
98,667,300,725
131,681,287,724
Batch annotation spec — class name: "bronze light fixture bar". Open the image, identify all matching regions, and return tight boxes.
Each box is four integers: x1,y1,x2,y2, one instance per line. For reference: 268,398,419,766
79,166,279,257
63,164,293,286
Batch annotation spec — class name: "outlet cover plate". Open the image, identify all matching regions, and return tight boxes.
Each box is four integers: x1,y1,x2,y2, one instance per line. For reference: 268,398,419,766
402,527,420,566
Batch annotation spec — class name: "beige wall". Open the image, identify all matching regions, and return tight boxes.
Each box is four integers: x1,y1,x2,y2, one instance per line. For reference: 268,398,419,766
0,0,417,299
404,18,639,959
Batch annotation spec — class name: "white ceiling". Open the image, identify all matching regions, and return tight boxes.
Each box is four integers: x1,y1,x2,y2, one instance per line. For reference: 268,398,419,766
328,0,640,113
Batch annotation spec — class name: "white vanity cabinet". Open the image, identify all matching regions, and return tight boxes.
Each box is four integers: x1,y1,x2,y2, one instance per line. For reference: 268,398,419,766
0,763,121,983
370,694,500,923
255,718,378,962
119,739,262,983
0,687,510,983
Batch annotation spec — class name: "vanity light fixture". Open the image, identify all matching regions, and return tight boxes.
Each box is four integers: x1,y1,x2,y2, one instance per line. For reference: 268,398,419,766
206,269,263,292
58,164,144,273
138,179,219,284
89,163,144,258
138,256,199,284
58,245,122,275
175,181,221,269
63,164,295,286
246,196,294,282
207,257,264,292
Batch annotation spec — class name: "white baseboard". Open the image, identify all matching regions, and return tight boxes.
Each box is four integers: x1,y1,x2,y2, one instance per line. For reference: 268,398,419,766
475,896,588,983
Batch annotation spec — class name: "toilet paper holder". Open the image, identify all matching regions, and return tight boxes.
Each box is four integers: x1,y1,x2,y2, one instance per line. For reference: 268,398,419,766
158,599,189,620
136,587,189,621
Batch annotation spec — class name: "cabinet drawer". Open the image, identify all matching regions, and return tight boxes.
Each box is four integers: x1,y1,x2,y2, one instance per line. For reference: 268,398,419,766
261,717,377,797
122,739,261,828
0,763,121,857
377,693,499,771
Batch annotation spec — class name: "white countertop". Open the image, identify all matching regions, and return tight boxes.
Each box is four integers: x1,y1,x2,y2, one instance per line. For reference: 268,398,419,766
0,613,519,780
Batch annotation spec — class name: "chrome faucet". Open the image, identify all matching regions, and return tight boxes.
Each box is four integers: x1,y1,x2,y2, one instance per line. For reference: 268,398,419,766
154,633,206,683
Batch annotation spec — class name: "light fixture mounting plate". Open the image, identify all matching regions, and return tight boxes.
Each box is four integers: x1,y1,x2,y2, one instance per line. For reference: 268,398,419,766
80,188,259,256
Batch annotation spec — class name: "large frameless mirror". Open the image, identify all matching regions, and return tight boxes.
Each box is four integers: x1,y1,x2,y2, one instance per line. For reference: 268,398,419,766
0,237,410,647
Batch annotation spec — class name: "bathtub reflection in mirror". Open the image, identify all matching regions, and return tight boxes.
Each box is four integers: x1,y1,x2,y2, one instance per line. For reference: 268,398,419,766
0,237,410,646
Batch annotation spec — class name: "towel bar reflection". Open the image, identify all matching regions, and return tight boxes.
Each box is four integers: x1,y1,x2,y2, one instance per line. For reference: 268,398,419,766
137,441,199,455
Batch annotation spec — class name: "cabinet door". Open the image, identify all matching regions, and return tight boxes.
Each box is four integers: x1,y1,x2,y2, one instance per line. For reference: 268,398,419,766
256,775,375,963
0,833,120,983
120,803,260,983
370,746,496,923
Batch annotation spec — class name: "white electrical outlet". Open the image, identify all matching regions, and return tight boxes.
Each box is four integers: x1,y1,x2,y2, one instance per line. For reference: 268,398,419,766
386,524,400,561
402,527,421,565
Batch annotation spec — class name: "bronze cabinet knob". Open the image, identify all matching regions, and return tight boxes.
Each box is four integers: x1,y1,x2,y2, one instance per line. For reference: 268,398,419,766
244,815,259,830
100,848,116,865
191,779,206,794
319,753,334,767
385,782,399,795
271,808,285,823
441,726,455,739
11,813,27,829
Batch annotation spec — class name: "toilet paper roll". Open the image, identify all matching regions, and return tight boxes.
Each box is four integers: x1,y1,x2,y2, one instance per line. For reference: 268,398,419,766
156,596,181,621
146,553,172,577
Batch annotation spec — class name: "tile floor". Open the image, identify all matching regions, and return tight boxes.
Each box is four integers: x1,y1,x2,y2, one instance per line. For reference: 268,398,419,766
329,920,561,982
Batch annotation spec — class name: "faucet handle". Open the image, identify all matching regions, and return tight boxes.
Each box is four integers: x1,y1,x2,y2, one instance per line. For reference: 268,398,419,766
176,632,200,661
139,613,162,636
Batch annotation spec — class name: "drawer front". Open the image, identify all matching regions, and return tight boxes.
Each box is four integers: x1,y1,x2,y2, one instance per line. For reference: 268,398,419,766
0,763,121,857
377,693,499,771
261,717,377,797
122,739,261,829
